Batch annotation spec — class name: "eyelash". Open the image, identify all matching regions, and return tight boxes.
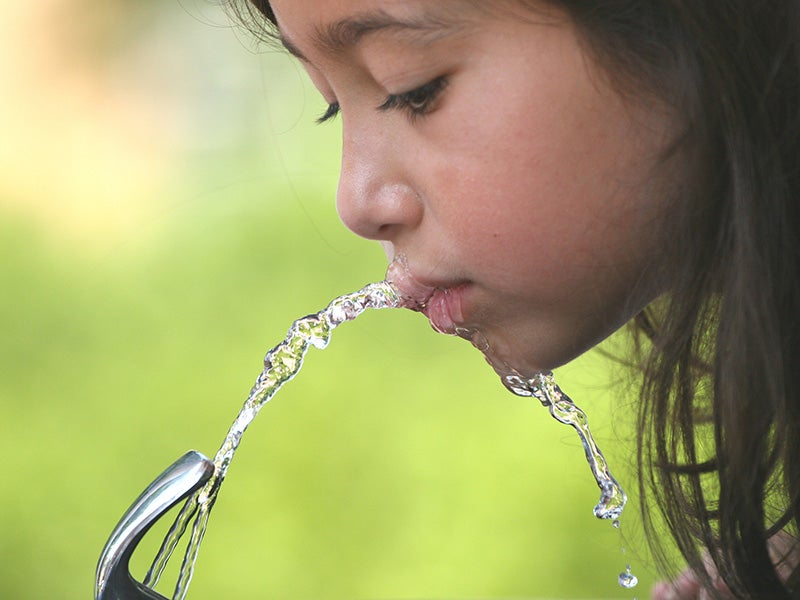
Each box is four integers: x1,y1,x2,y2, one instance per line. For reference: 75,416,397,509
316,102,340,125
378,75,448,119
316,76,448,124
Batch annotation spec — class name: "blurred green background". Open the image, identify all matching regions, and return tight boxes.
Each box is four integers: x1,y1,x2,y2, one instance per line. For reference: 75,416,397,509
0,1,660,598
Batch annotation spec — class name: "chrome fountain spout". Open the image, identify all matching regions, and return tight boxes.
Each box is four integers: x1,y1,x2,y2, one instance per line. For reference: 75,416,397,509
95,451,215,600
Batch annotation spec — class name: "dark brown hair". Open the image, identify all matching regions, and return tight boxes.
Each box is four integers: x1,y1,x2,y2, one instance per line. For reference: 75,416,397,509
226,1,800,596
556,3,800,597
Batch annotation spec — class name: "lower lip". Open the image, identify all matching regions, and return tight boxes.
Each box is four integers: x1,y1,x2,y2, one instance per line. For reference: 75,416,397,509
423,285,467,334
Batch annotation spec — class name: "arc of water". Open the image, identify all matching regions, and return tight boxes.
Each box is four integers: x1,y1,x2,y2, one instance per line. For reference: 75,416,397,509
146,281,402,600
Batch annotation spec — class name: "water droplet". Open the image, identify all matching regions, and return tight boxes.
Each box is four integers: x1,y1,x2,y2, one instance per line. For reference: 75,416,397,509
612,519,620,529
618,565,638,589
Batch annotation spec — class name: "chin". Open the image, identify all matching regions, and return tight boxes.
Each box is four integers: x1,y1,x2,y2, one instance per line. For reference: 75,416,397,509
468,321,603,380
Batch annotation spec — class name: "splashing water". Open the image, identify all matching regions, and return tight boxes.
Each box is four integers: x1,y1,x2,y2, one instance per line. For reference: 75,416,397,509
144,280,402,600
389,254,628,521
500,369,635,591
521,371,627,520
459,339,627,520
451,328,633,591
144,265,631,598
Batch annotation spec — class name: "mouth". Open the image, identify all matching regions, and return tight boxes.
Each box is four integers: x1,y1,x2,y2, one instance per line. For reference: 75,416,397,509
385,257,467,335
385,257,537,380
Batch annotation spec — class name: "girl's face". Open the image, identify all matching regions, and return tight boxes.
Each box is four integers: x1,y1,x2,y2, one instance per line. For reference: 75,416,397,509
269,0,683,376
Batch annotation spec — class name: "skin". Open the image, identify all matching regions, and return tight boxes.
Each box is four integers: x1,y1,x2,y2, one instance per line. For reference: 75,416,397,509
269,0,685,376
266,1,714,595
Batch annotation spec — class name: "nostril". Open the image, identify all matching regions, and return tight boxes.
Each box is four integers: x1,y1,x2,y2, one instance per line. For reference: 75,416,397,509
376,223,395,237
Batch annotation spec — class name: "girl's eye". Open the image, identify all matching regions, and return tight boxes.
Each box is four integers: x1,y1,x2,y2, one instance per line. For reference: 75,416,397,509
314,76,448,124
316,101,340,124
378,76,448,119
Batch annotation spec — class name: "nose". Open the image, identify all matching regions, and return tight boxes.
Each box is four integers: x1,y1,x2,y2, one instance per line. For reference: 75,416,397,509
336,122,423,242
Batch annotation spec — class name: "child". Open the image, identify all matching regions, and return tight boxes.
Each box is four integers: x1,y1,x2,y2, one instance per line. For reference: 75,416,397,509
227,1,800,598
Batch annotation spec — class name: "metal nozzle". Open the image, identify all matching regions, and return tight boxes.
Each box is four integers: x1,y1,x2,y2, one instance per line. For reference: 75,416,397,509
95,451,214,600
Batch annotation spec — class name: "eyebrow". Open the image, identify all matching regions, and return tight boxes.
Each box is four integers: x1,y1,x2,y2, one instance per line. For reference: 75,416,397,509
279,9,463,62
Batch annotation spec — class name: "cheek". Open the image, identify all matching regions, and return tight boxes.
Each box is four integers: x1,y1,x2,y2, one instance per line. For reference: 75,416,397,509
423,110,669,314
421,118,600,280
408,23,677,303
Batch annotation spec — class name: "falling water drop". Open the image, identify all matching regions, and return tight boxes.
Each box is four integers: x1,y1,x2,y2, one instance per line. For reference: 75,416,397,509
618,564,639,589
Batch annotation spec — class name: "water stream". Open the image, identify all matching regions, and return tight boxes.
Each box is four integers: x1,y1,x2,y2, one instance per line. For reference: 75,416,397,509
144,280,402,599
145,274,635,598
494,369,627,520
494,367,637,592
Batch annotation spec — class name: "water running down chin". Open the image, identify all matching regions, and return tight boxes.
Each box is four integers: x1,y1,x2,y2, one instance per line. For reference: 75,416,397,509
386,256,627,519
388,256,633,588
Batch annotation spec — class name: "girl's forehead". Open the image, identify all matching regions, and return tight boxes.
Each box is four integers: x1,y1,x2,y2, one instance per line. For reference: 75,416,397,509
269,0,476,60
269,0,557,62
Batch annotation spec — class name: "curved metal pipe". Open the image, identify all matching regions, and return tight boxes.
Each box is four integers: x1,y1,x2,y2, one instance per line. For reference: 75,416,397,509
95,451,214,600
